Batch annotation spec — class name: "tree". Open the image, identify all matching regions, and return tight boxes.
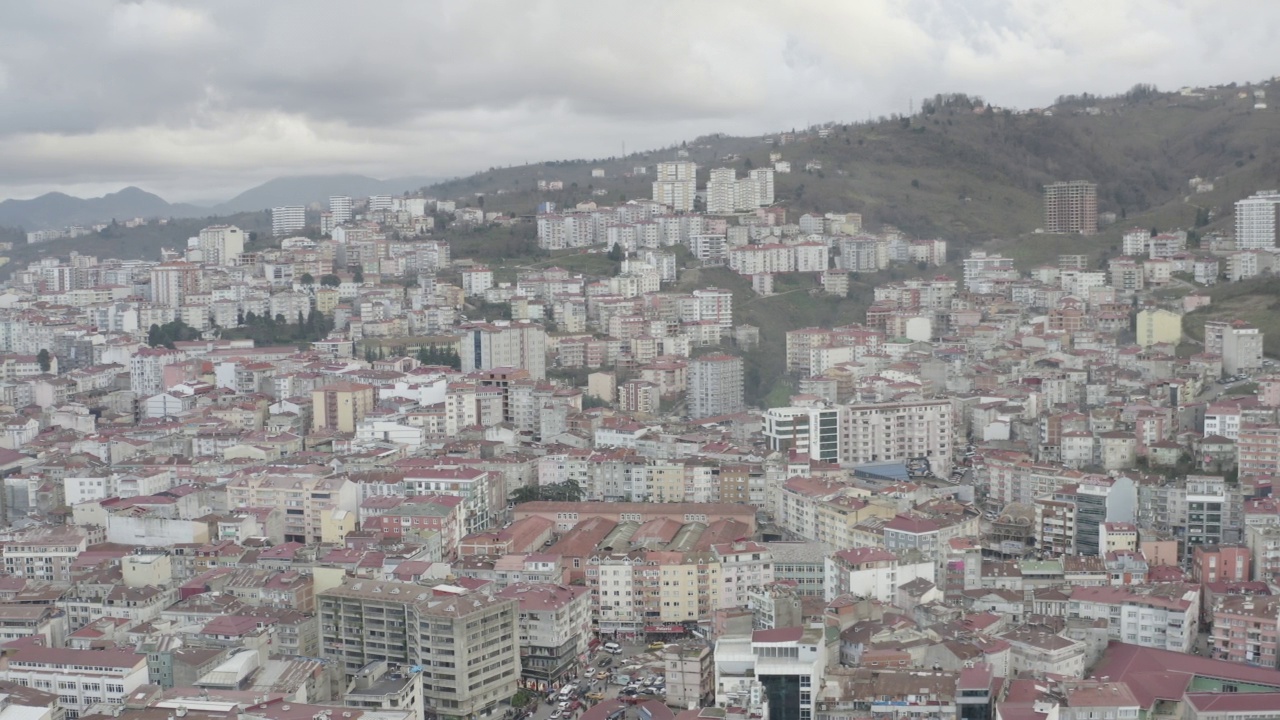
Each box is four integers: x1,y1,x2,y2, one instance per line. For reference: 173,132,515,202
352,265,364,283
508,479,584,505
607,244,624,262
299,273,315,286
36,349,51,373
320,274,341,287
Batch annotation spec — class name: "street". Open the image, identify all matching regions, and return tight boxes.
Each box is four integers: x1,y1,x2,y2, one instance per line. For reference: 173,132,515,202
520,636,672,720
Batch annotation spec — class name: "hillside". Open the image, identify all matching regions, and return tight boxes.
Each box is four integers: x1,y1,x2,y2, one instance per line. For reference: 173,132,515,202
427,83,1279,251
211,173,444,214
0,187,206,230
0,211,275,277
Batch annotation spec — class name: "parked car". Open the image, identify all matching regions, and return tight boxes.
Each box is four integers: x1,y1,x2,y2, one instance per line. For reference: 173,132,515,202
647,642,666,651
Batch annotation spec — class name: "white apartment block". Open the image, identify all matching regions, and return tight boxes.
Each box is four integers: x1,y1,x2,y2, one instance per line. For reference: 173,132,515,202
843,400,954,475
195,225,244,265
763,406,842,462
330,196,353,224
689,354,744,419
653,161,698,212
271,206,306,237
457,321,548,380
0,646,148,720
713,541,774,610
1067,585,1199,652
1235,191,1280,249
707,168,738,213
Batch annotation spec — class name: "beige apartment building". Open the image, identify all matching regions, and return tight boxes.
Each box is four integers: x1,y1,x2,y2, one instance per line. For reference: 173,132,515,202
312,381,377,432
319,579,519,720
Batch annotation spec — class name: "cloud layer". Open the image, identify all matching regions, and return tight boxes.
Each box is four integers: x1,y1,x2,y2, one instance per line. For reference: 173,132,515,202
2,0,1276,201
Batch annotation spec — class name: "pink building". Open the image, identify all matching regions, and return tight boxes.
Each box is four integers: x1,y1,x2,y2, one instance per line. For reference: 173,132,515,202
1193,544,1251,584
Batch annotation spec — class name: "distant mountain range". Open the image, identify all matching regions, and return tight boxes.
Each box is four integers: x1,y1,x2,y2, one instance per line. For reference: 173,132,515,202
0,173,445,230
208,173,443,214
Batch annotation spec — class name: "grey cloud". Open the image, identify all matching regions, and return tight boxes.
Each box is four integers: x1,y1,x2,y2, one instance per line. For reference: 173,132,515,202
0,0,1277,201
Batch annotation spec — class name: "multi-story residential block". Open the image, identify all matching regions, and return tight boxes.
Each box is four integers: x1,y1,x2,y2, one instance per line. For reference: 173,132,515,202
762,405,842,462
1067,584,1199,652
495,583,590,690
664,642,715,709
1235,190,1280,250
1044,181,1098,235
149,261,201,308
823,547,934,603
272,206,306,236
318,579,519,720
1205,319,1265,375
842,399,954,475
652,161,697,212
0,646,148,719
458,321,547,380
1247,525,1280,583
195,225,244,266
1192,544,1251,584
1210,594,1280,667
312,381,377,432
225,474,358,544
714,626,826,720
1135,308,1182,347
1,527,96,583
712,541,774,610
330,196,354,225
688,354,744,419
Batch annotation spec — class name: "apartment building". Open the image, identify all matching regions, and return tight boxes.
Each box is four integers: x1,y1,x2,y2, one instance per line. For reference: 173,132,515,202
842,399,954,475
149,261,201,309
1247,525,1280,583
1044,181,1098,235
225,474,358,544
763,405,841,462
652,161,697,212
1192,544,1251,584
1235,190,1280,250
664,642,715,710
1204,319,1265,375
195,225,244,266
495,583,591,690
318,579,519,720
1,527,96,583
688,354,744,419
714,626,827,720
1067,584,1199,652
312,381,377,432
0,646,148,720
589,551,721,634
272,206,306,236
330,196,353,224
1210,594,1280,667
458,321,548,380
823,547,934,603
711,541,774,610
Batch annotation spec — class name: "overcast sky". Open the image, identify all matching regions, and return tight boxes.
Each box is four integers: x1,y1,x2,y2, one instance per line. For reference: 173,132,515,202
2,0,1277,203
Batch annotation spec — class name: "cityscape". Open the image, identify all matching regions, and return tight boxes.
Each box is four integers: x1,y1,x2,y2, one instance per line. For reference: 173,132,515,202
1,8,1280,720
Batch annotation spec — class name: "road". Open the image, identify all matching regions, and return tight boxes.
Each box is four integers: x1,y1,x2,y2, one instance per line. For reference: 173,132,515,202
523,637,668,720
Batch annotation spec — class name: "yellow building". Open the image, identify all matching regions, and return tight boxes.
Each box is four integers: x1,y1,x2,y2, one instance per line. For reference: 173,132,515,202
311,381,376,432
645,464,685,503
321,508,357,543
1135,308,1182,347
314,287,340,315
657,553,721,623
814,496,898,549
